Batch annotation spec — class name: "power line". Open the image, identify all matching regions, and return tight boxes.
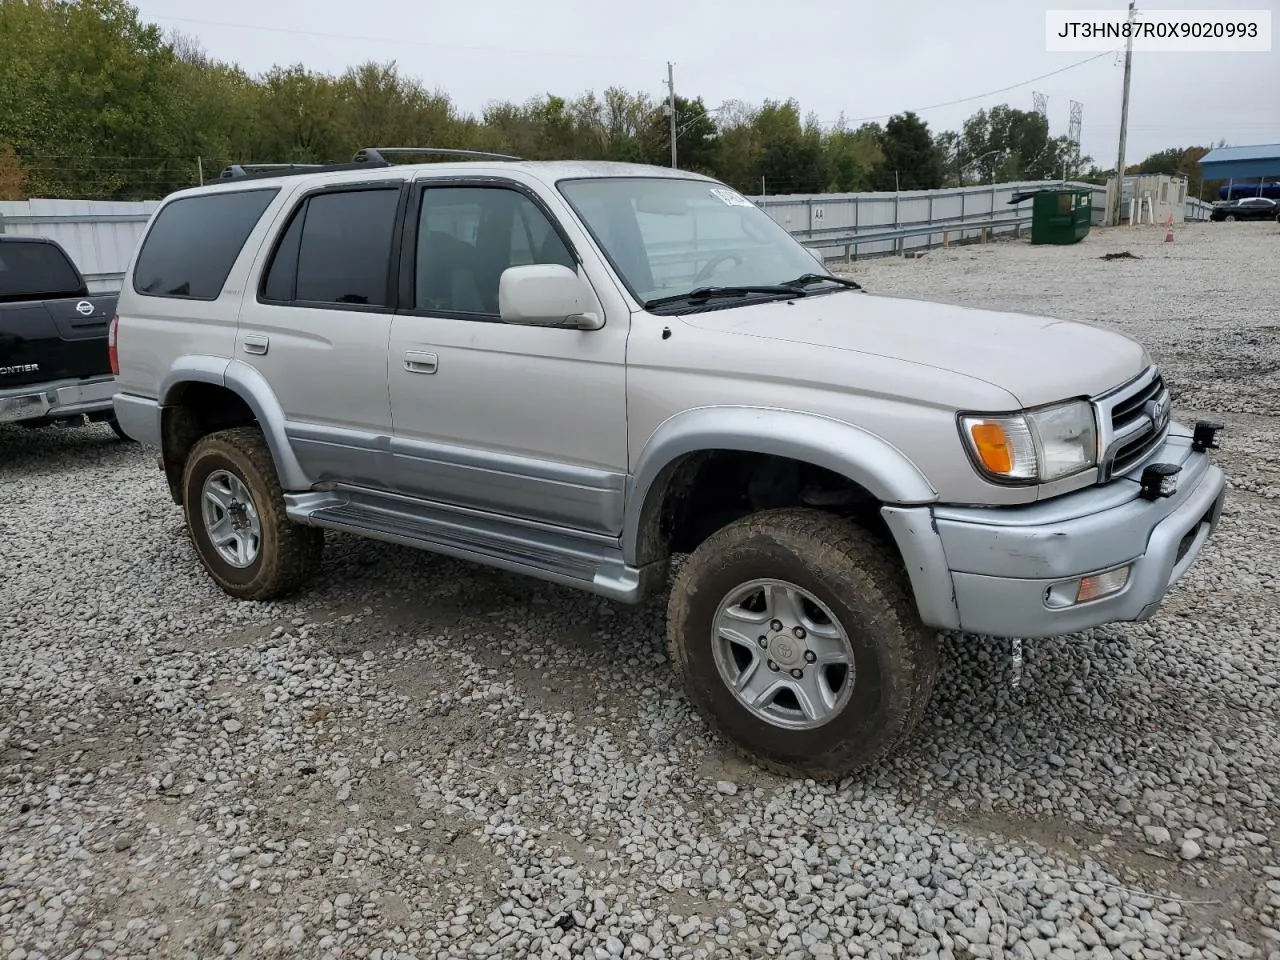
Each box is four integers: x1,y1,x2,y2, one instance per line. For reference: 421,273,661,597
817,51,1117,127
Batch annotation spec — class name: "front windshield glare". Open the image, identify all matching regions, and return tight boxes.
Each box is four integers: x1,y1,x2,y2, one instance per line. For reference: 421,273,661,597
557,177,827,305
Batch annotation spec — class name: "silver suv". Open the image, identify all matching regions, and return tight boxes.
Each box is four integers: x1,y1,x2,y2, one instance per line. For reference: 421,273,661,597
110,148,1228,779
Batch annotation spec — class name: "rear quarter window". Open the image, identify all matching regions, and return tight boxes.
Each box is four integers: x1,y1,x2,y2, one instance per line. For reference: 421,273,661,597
132,188,279,300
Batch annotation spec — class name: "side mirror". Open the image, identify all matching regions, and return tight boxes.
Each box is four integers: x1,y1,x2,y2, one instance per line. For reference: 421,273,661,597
498,264,602,330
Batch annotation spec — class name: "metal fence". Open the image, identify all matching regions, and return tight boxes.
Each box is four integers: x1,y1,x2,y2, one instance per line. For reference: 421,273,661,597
1,183,1217,292
746,180,1216,262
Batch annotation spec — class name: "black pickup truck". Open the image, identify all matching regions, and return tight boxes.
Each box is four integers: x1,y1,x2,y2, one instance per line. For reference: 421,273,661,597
0,235,127,437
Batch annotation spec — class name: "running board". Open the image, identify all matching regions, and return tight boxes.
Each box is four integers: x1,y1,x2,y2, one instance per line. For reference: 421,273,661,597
283,488,649,603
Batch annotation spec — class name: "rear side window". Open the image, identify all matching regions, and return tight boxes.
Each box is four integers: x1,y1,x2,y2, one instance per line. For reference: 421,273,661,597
260,186,401,308
133,188,278,300
0,241,85,303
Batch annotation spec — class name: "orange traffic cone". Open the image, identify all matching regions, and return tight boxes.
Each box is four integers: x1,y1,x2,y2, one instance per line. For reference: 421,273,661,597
1164,214,1174,243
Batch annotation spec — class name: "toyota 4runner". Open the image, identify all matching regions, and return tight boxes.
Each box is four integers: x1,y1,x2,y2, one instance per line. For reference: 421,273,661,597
109,148,1228,779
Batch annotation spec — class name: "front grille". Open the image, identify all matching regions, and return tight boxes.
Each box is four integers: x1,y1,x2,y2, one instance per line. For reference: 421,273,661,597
1111,372,1165,426
1099,368,1171,479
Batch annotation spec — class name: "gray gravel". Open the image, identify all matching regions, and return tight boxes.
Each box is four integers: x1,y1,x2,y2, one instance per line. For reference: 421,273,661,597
3,219,1279,959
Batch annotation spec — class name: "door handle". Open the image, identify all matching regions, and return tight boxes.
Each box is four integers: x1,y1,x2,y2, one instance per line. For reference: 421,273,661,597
243,335,269,356
403,351,438,374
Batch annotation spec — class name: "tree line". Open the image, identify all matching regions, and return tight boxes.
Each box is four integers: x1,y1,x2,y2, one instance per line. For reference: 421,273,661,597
0,0,1224,203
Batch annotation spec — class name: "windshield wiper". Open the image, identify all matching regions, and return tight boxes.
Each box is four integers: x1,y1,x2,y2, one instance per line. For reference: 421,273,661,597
780,273,863,291
643,284,807,310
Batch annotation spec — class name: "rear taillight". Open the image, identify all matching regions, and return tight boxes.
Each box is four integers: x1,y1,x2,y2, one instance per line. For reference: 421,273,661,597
108,314,119,376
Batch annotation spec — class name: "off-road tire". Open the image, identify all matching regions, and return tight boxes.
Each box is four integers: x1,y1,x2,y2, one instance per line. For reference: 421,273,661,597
181,426,323,601
667,507,940,780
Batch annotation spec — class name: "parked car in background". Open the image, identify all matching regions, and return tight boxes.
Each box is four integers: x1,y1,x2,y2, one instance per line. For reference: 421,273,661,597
1209,197,1280,222
0,235,128,437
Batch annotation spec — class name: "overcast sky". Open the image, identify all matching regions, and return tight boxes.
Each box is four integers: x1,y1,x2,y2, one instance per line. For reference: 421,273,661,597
134,0,1278,172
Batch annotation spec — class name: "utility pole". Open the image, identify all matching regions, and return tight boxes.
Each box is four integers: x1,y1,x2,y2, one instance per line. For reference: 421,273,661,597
1109,0,1137,225
666,62,678,169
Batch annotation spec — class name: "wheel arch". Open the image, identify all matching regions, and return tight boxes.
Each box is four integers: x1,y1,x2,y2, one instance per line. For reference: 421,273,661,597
623,406,939,566
158,356,309,503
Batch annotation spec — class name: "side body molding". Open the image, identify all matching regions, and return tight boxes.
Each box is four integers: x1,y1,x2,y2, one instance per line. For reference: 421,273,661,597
159,356,311,492
622,405,939,565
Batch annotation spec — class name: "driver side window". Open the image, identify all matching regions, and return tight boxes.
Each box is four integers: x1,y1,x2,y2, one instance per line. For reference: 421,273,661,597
413,185,574,320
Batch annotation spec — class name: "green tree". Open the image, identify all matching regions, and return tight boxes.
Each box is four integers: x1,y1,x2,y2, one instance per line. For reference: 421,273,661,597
652,96,719,174
713,100,765,194
0,0,187,198
752,99,827,194
822,123,884,192
875,112,944,190
601,87,657,163
959,104,1077,183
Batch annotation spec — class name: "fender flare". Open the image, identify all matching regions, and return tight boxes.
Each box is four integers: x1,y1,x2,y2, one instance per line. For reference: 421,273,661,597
622,405,938,565
159,356,310,491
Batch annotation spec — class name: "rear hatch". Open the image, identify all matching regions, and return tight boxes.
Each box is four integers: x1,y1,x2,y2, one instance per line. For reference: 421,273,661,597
0,238,114,389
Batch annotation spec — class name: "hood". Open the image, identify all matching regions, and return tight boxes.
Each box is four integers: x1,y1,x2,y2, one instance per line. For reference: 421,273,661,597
679,290,1150,408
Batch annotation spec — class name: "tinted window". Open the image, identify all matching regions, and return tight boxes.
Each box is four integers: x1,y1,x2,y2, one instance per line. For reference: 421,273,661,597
261,206,305,302
415,186,573,316
133,189,277,299
294,188,400,307
0,241,84,302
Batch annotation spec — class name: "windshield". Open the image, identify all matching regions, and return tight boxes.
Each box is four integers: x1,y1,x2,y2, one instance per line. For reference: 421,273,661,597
556,177,830,306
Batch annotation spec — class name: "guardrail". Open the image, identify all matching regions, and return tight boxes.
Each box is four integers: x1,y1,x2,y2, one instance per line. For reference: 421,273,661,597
796,211,1035,262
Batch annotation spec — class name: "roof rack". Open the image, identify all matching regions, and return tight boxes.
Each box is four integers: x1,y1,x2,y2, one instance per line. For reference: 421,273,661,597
217,161,390,181
215,146,521,182
353,147,523,164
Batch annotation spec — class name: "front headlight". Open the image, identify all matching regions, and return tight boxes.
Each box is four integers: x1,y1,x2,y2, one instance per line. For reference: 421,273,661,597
959,400,1098,484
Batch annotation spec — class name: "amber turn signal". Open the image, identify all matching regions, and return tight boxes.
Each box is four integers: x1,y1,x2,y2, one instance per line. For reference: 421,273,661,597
969,422,1013,474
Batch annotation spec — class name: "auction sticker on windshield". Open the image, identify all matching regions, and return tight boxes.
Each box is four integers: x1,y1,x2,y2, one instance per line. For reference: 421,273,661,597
709,187,754,207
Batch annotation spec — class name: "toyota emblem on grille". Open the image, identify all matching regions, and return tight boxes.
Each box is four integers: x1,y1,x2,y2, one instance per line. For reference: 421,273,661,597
1146,394,1170,429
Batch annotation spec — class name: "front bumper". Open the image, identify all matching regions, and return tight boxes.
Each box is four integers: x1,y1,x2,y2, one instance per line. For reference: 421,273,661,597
883,424,1227,639
0,375,118,425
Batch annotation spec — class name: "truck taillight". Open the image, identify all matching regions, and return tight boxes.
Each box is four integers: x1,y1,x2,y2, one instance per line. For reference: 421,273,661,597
108,314,119,376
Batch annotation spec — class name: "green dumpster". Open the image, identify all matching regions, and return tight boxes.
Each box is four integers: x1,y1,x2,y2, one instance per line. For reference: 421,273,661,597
1030,188,1092,245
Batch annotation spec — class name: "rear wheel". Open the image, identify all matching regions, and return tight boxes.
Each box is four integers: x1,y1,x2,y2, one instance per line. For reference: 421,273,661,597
1225,214,1237,221
181,426,323,600
666,507,940,780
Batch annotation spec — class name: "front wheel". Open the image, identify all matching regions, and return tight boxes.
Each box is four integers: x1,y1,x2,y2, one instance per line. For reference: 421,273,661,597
181,426,323,601
667,508,940,780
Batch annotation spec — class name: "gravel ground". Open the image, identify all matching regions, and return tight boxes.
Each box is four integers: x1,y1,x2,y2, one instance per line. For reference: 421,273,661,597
2,219,1278,960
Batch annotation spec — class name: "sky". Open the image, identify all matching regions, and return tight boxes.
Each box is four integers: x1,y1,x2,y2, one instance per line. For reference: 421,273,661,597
132,0,1279,172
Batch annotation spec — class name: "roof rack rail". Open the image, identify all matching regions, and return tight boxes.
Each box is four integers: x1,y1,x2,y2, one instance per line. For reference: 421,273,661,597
352,147,523,164
217,160,392,181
